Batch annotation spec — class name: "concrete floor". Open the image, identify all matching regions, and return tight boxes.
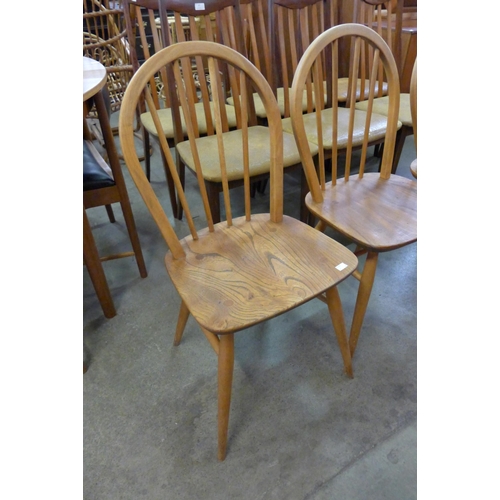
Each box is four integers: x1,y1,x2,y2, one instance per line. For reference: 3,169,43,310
83,133,417,499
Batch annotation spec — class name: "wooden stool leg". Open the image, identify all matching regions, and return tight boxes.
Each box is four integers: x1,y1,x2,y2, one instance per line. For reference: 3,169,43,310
349,251,378,356
217,333,234,461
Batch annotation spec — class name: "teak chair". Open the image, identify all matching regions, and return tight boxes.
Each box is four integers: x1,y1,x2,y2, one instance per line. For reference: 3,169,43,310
353,0,413,174
119,40,358,460
409,58,417,178
290,23,417,357
156,0,316,224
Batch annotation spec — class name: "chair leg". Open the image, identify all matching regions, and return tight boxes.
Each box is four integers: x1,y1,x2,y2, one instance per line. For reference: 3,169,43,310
218,333,234,461
173,300,190,346
207,182,221,224
349,251,379,356
83,208,116,318
390,127,411,175
105,204,116,223
160,148,179,218
325,287,353,378
175,156,185,220
117,197,148,278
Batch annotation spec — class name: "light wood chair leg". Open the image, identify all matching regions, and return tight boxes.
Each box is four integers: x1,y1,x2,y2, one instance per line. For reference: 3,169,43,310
349,251,379,356
325,287,353,378
217,333,234,461
173,300,190,346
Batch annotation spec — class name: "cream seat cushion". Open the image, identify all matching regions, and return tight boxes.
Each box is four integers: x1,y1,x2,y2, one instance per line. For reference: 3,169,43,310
140,101,239,138
176,126,318,183
282,107,402,149
354,93,412,127
227,80,389,118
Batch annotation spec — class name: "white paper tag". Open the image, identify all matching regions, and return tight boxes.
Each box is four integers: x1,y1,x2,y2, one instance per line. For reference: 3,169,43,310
335,262,348,271
195,3,205,10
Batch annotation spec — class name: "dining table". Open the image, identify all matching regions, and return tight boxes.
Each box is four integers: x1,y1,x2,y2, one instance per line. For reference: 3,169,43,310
83,56,116,318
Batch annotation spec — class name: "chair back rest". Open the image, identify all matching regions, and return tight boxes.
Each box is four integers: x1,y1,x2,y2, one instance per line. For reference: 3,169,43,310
354,0,403,78
83,0,133,113
119,41,284,258
156,0,254,141
270,0,339,117
238,0,272,86
410,57,417,150
122,0,168,109
290,23,400,202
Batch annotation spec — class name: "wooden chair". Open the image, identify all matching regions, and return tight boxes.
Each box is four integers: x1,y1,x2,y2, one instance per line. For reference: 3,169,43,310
353,0,415,174
409,57,417,178
119,40,358,460
156,0,315,224
290,23,417,357
83,135,148,316
121,0,181,218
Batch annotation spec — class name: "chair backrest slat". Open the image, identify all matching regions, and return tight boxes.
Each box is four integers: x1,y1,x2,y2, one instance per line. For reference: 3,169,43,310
290,23,400,205
119,41,284,257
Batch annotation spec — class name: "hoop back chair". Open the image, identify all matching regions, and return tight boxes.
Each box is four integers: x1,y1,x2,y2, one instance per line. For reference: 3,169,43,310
119,40,358,460
290,23,416,356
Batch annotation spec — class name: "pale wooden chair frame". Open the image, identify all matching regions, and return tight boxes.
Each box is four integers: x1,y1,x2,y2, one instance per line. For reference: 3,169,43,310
290,23,417,357
119,40,358,460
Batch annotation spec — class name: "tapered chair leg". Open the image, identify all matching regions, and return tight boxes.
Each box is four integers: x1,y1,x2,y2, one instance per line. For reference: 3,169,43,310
325,287,353,378
217,333,234,461
173,300,190,346
349,251,379,356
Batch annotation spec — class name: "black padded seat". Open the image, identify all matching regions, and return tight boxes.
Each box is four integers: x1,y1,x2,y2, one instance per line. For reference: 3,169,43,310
83,140,115,191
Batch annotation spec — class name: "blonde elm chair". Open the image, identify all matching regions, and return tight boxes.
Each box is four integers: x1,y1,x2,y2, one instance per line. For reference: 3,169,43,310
290,23,417,357
119,40,358,460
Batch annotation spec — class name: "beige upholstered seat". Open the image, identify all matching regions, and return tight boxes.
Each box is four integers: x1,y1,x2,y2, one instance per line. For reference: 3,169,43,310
176,125,312,183
140,101,238,138
282,107,401,149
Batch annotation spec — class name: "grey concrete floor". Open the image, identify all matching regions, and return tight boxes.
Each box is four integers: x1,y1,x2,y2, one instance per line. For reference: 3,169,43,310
83,132,417,499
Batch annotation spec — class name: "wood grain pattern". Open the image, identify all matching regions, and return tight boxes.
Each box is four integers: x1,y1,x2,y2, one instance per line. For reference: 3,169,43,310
305,173,417,251
165,214,357,333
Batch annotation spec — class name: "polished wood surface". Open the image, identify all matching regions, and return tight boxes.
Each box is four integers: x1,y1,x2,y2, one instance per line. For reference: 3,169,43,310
119,40,358,460
290,23,417,357
83,56,107,102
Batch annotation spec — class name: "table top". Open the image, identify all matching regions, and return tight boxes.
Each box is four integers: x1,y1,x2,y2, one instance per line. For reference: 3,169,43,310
83,56,107,102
